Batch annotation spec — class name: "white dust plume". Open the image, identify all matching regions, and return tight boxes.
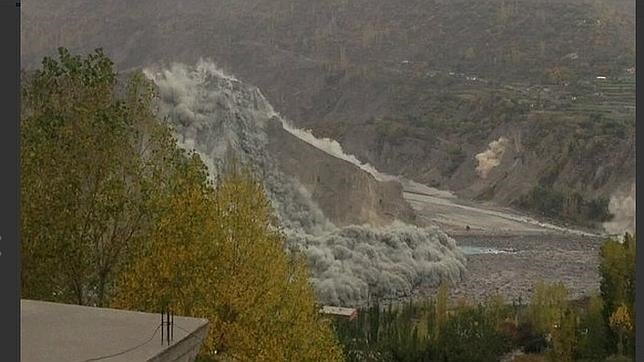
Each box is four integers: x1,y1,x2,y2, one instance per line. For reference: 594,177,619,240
475,137,509,179
603,183,635,236
144,60,466,306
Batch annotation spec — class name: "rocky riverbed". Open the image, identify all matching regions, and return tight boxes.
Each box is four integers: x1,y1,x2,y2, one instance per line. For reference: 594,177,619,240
404,182,605,304
449,233,603,303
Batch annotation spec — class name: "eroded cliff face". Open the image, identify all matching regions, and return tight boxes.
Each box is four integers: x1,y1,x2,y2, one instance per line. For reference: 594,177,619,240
265,118,416,227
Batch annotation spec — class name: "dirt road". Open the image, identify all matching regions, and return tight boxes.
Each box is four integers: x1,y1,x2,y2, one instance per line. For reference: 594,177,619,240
402,179,601,237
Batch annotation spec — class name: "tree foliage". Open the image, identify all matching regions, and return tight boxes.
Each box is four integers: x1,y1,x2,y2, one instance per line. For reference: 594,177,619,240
434,304,509,362
528,281,569,334
335,289,514,362
334,274,634,361
20,47,180,306
600,233,636,357
577,295,607,361
21,48,343,361
112,170,343,361
548,307,578,362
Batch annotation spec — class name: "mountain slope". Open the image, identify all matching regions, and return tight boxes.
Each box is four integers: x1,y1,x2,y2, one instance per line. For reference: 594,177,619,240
21,0,634,228
144,61,465,305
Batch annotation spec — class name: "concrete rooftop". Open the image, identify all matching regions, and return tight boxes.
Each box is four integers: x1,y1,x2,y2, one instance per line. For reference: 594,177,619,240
21,299,208,362
319,306,358,320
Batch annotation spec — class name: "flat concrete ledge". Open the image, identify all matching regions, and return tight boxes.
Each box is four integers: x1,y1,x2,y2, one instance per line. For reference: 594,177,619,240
21,299,208,362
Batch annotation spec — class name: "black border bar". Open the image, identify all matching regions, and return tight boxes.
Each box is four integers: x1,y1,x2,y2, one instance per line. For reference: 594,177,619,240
0,1,20,361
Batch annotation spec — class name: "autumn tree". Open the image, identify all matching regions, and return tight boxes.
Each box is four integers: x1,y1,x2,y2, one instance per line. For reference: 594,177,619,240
112,169,343,361
609,304,633,357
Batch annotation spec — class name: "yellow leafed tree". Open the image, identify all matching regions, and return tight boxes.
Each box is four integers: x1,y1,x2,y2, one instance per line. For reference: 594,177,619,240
112,169,343,361
609,304,633,356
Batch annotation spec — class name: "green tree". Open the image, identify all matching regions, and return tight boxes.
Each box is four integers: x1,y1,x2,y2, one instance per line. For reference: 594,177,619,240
577,295,607,360
528,281,568,334
433,283,449,338
600,233,636,357
548,307,578,362
434,305,508,362
21,48,180,306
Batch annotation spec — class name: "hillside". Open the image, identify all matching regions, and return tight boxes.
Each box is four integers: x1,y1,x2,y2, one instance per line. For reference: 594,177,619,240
143,61,466,305
21,0,635,228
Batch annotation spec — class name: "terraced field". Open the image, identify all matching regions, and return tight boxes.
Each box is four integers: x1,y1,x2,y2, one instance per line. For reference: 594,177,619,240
566,76,635,116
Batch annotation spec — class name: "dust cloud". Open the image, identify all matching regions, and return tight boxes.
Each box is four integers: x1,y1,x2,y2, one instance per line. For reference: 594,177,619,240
475,137,509,179
144,60,466,306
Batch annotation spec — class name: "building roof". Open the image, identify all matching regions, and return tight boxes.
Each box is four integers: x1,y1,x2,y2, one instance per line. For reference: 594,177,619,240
21,299,208,362
319,306,358,318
